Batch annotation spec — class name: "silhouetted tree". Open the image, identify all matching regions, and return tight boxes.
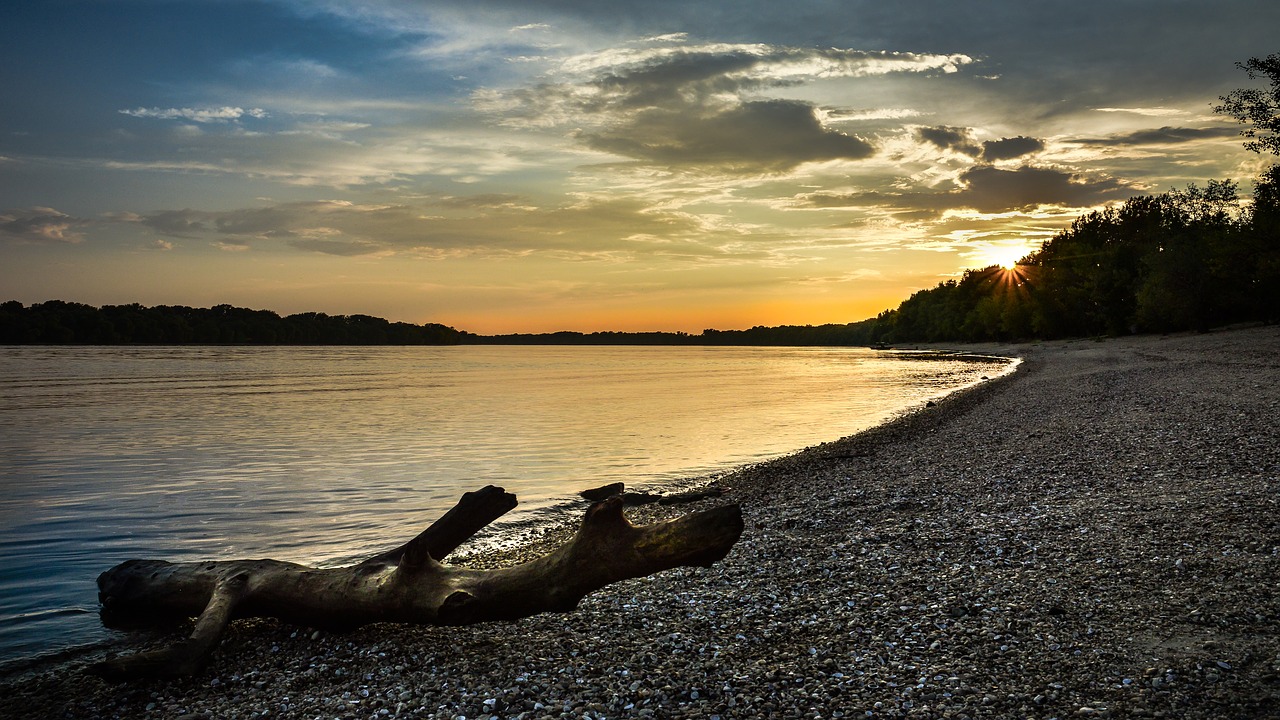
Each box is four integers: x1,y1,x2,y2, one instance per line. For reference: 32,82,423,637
1215,53,1280,156
1134,181,1241,331
1244,165,1280,321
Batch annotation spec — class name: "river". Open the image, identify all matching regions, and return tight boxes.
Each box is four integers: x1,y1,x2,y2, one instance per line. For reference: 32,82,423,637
0,344,1011,665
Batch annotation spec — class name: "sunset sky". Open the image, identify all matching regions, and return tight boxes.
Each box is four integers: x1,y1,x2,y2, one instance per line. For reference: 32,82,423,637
2,1,1277,333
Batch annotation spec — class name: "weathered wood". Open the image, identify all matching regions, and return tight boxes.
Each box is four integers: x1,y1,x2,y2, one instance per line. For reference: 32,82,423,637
91,484,742,680
357,485,518,568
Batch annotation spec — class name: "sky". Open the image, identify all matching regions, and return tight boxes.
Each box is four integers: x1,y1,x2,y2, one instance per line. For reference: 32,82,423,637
2,1,1277,334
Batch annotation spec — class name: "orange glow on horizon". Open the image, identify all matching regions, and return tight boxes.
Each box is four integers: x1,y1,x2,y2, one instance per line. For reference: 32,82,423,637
434,294,907,336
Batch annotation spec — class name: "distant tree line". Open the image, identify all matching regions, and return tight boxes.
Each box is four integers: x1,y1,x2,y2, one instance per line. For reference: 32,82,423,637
857,166,1280,344
0,300,882,347
0,301,468,345
470,325,877,346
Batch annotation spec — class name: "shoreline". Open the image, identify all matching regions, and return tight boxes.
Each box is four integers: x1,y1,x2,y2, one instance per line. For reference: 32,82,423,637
3,326,1278,718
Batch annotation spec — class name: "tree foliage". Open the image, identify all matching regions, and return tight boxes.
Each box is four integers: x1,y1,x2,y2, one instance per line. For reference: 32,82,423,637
1215,53,1280,155
0,302,467,345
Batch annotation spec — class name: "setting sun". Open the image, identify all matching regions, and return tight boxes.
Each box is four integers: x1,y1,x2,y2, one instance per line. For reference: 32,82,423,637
971,243,1035,271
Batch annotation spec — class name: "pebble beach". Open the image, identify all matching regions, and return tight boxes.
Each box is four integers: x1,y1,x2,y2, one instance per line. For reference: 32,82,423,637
2,325,1278,719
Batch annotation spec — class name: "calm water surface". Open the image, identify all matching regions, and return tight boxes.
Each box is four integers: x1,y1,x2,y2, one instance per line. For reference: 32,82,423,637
0,345,1012,665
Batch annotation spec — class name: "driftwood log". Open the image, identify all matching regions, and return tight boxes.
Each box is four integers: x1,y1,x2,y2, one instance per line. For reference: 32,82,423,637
92,484,743,680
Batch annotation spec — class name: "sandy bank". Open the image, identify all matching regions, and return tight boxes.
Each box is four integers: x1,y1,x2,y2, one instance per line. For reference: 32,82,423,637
2,326,1278,719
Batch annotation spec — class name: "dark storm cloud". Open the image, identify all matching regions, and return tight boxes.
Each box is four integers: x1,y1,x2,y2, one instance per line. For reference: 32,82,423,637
802,165,1134,214
1073,125,1243,147
979,136,1044,162
958,165,1129,212
581,99,875,172
0,207,89,243
917,127,1044,162
917,126,980,156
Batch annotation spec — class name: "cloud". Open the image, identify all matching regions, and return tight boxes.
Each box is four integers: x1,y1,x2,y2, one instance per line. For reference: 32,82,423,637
286,238,383,256
801,165,1134,214
1094,107,1187,117
97,129,534,188
917,127,1044,162
979,136,1044,162
952,164,1132,213
135,209,213,237
434,193,530,209
120,106,269,123
0,207,89,243
917,126,980,156
1072,125,1242,147
641,33,688,44
827,108,924,122
559,44,971,82
130,197,737,260
477,43,972,173
580,99,875,172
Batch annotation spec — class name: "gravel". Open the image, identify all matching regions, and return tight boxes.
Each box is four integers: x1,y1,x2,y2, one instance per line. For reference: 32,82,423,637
2,325,1278,719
